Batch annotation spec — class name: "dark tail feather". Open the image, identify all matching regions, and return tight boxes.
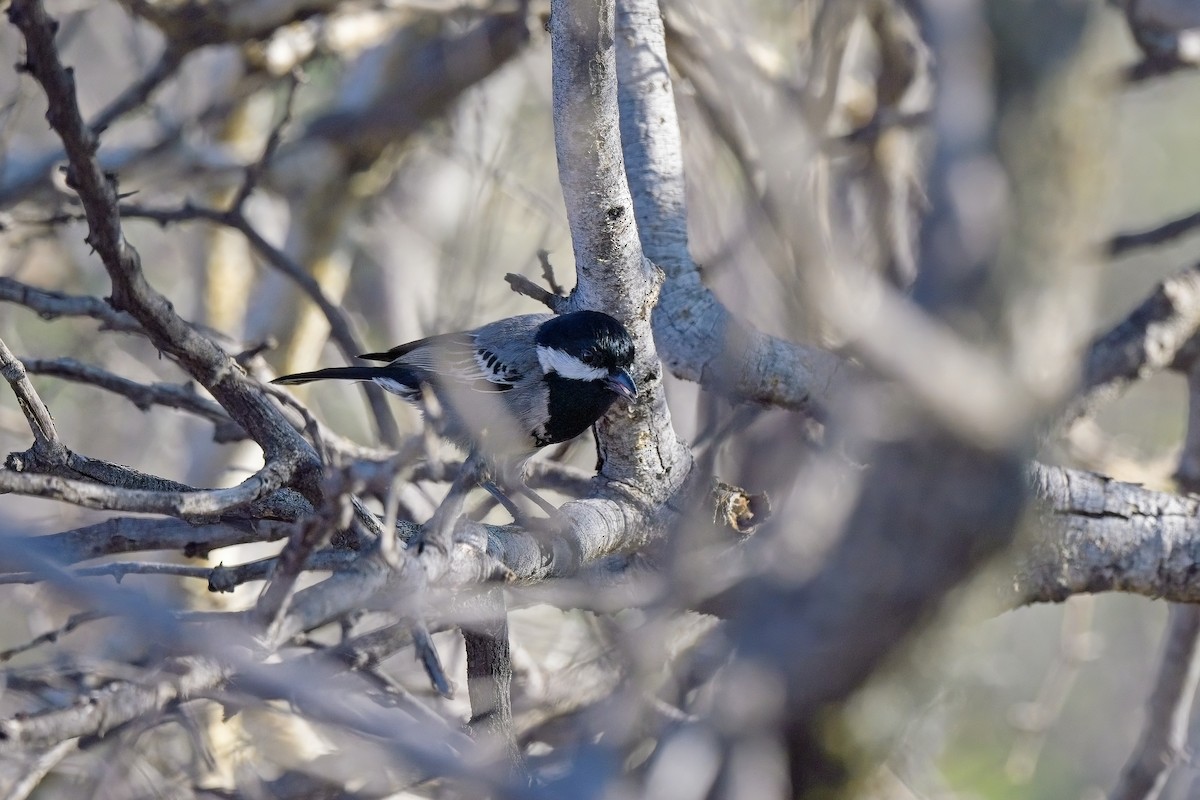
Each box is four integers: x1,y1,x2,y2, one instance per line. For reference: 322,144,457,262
272,366,402,386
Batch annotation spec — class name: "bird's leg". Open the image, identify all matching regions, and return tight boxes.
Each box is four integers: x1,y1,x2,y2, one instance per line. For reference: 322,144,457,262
481,459,563,531
479,479,531,526
418,454,484,553
513,482,560,518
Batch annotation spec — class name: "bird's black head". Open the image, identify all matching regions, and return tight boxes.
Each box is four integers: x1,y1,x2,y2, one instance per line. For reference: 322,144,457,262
535,311,637,400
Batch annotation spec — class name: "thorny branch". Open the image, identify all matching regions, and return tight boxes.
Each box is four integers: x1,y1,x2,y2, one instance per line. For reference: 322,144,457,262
6,0,322,493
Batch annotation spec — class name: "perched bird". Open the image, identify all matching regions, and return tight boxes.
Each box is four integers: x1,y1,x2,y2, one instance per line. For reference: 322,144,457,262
272,311,638,520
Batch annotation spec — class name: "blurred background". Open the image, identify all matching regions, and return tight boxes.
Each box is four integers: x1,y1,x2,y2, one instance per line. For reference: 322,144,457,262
1,0,1199,797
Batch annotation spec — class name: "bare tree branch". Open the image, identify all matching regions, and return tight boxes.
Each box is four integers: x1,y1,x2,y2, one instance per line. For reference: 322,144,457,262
616,0,852,416
550,0,691,494
0,460,291,518
1108,604,1200,800
0,656,229,747
0,277,141,335
7,0,322,495
26,516,293,565
0,336,62,459
1017,464,1200,605
122,200,403,447
0,611,105,663
21,356,245,442
1067,262,1200,425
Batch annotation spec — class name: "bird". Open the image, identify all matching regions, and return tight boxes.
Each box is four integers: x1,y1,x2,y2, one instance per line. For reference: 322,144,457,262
272,311,638,522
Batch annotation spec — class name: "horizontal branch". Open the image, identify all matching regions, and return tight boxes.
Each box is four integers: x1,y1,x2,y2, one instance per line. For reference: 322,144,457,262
0,277,140,334
0,548,358,592
17,516,292,565
0,460,290,519
22,357,245,442
1015,464,1200,605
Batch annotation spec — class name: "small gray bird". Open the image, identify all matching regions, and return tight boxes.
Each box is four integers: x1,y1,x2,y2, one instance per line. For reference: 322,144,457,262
272,311,638,520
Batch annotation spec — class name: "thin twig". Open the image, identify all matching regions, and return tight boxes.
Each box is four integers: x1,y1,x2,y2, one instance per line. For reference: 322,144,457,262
21,356,244,441
1110,210,1200,256
0,277,140,333
0,336,62,455
90,46,184,135
536,249,567,296
0,548,359,591
121,200,402,447
0,611,105,662
411,620,453,699
504,272,570,313
231,70,301,210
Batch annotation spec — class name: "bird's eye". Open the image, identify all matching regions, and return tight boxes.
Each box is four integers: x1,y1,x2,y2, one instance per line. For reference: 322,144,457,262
580,351,597,366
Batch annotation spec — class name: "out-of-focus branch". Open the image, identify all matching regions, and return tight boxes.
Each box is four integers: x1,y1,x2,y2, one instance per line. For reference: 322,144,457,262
1121,0,1200,80
1067,263,1200,425
1107,359,1200,800
0,739,77,800
300,10,530,151
0,655,229,747
1110,210,1200,255
615,0,851,416
116,0,341,49
1108,604,1200,800
90,46,185,134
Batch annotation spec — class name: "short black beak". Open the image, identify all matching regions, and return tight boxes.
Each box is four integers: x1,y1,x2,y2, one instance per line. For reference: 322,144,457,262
606,369,638,401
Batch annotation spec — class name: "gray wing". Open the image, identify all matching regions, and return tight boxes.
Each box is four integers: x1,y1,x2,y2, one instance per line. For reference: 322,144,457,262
473,315,556,450
397,313,551,392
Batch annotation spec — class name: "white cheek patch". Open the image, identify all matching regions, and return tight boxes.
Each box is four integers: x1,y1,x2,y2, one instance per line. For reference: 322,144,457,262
537,345,608,381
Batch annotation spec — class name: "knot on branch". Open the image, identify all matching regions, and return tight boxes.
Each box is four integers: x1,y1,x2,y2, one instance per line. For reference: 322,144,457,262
711,479,770,534
208,563,235,593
